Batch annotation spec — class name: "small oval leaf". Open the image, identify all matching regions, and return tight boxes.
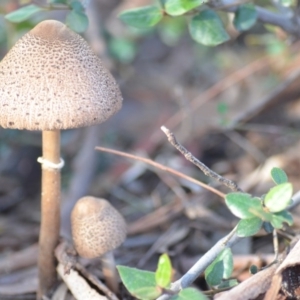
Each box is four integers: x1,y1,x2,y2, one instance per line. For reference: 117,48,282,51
263,221,274,233
165,0,203,16
236,217,263,237
264,183,293,213
70,0,85,12
205,248,233,286
66,10,89,33
117,266,161,299
5,4,45,23
249,265,258,274
155,253,172,288
271,167,288,185
271,210,293,229
119,6,163,29
225,193,263,219
189,10,230,46
233,4,257,31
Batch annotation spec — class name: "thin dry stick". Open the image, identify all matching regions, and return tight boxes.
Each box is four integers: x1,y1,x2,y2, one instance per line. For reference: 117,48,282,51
95,147,225,198
161,126,243,193
75,262,119,300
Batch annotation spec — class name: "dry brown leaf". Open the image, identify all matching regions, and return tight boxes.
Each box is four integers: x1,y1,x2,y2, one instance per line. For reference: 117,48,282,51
266,238,300,299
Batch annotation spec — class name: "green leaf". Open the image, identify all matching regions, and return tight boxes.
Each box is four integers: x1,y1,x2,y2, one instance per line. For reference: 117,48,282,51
271,167,288,185
69,0,85,12
5,4,45,23
155,253,172,288
66,10,89,33
205,248,233,286
119,6,163,29
170,287,208,300
271,210,293,229
264,183,293,213
109,38,137,63
263,222,274,233
165,0,203,16
217,279,238,289
236,217,263,237
225,193,263,219
233,4,257,31
249,265,258,274
117,266,161,299
189,10,230,46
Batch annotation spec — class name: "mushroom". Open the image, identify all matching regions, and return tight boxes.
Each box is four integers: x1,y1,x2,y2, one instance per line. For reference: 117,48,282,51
0,20,122,299
71,196,127,294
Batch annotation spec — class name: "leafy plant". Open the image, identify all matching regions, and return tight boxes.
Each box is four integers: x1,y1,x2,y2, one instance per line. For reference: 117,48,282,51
4,0,89,33
225,167,293,237
117,253,208,299
118,167,293,298
118,0,250,46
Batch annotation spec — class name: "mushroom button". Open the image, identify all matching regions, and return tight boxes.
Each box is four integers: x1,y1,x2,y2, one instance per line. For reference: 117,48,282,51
71,196,127,293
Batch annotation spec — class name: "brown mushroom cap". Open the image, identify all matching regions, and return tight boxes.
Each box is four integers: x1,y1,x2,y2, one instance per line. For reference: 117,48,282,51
71,196,127,259
0,20,122,130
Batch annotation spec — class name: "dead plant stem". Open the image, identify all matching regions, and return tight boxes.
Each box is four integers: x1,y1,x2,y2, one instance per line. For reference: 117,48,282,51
95,147,225,198
161,126,243,193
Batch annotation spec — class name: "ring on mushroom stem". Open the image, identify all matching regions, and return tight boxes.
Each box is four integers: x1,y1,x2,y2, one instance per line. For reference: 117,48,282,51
71,196,127,294
37,157,65,170
0,20,122,299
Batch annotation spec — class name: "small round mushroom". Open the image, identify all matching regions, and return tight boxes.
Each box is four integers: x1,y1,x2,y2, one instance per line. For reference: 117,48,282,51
71,196,127,293
0,20,122,298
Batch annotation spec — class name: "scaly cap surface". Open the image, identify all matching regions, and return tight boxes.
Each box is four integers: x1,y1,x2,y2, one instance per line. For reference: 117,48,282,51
71,196,127,259
0,20,122,130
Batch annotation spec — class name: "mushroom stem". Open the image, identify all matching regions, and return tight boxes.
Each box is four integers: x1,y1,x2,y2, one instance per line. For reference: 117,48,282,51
37,130,61,299
101,251,119,294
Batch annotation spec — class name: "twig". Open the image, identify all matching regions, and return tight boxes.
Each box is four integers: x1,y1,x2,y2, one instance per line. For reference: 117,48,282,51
55,240,119,300
76,262,119,300
95,147,225,198
161,126,243,193
273,229,279,262
157,229,241,300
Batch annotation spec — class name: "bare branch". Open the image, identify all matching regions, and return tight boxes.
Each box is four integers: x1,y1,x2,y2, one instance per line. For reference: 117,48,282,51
161,126,243,192
95,146,225,198
157,229,241,300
